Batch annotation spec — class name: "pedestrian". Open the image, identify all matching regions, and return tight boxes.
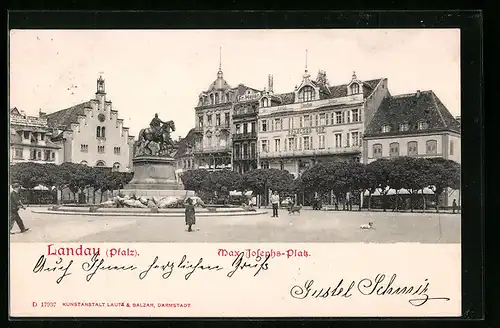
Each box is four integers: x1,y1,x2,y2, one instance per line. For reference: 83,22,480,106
270,191,280,218
10,183,29,234
185,197,196,232
452,199,457,214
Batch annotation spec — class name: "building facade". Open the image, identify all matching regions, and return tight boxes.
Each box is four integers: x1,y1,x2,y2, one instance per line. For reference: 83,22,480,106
44,75,135,172
10,107,63,165
257,69,389,177
192,63,260,171
362,90,461,206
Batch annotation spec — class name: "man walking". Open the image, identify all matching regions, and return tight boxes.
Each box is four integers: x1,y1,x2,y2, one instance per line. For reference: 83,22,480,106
270,191,280,218
10,183,29,234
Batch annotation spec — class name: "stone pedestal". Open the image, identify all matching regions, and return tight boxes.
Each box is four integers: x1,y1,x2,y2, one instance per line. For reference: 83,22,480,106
122,156,195,198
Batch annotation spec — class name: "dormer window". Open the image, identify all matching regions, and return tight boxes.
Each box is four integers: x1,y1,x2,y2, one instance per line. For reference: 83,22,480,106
261,97,269,108
298,86,315,102
351,83,360,94
399,123,409,132
418,121,429,130
210,94,214,105
381,125,391,133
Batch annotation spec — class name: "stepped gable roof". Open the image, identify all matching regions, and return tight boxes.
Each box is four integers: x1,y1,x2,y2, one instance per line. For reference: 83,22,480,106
174,128,196,159
45,101,91,129
364,90,460,137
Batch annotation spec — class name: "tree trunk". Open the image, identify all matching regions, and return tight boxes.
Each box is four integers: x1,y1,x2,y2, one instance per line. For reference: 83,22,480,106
395,192,399,212
435,192,440,213
422,194,426,213
93,189,96,204
368,193,372,211
100,191,104,203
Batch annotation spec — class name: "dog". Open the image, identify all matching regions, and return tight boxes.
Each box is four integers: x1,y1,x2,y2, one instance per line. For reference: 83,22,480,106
360,222,374,229
288,205,302,215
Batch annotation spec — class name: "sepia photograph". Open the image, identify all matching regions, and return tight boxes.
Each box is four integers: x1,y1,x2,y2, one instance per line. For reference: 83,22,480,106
9,29,461,244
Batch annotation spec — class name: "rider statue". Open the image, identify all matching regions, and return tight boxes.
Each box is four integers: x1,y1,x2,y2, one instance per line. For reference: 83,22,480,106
150,113,166,138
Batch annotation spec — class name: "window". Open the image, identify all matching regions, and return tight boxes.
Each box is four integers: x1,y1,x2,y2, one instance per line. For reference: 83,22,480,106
351,83,360,94
243,123,248,134
101,127,106,138
299,86,315,102
335,133,342,148
346,133,350,147
234,144,241,158
207,135,212,147
80,161,88,165
299,116,303,128
274,118,282,130
303,115,311,127
261,161,269,169
96,126,101,137
418,121,429,130
319,113,326,126
215,93,219,104
381,125,391,133
450,140,454,155
389,142,400,157
250,143,256,157
373,144,383,158
289,117,294,129
210,94,214,104
51,152,55,159
261,140,268,153
96,160,106,167
351,131,359,147
243,144,249,157
80,144,88,152
114,147,121,155
274,139,281,152
352,109,359,122
407,141,418,156
207,114,212,126
426,140,437,155
23,131,30,139
224,112,230,127
303,136,310,150
400,123,409,132
315,115,319,126
236,124,241,134
335,111,343,124
113,162,121,172
98,145,105,153
319,135,325,149
261,120,267,132
14,148,23,159
216,114,221,126
225,94,230,103
288,137,295,151
251,122,256,133
261,98,269,107
198,115,204,128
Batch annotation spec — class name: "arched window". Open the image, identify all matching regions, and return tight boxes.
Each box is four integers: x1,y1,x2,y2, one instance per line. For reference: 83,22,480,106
389,142,400,157
96,126,101,137
351,83,360,94
299,86,315,102
95,160,106,167
80,160,88,166
112,162,120,172
261,97,269,108
426,140,437,155
407,141,418,156
210,94,214,104
373,144,383,158
101,127,106,138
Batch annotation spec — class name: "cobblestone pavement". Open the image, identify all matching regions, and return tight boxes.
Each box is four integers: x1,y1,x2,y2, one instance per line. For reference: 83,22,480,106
9,207,461,243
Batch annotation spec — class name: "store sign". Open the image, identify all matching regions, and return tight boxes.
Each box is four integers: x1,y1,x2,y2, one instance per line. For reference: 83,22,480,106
288,126,325,136
238,93,261,102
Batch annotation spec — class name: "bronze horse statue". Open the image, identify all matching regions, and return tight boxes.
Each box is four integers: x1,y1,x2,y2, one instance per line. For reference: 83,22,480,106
137,120,176,155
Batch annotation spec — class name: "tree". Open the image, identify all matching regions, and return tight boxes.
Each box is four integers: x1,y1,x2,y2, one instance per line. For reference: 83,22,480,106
267,169,295,196
241,169,274,207
427,158,461,212
399,157,431,212
387,157,409,212
180,169,211,194
10,162,47,189
366,159,394,211
348,162,368,211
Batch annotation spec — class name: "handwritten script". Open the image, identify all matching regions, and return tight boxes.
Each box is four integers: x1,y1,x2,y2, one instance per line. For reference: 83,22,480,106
290,274,451,307
32,252,271,284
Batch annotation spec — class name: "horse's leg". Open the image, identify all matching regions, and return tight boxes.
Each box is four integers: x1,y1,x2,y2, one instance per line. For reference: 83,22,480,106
144,140,152,155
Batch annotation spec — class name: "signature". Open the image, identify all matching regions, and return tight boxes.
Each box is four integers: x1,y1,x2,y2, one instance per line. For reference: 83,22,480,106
290,274,450,307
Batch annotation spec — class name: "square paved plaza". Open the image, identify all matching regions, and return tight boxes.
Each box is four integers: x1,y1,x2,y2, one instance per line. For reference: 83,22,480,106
9,207,461,243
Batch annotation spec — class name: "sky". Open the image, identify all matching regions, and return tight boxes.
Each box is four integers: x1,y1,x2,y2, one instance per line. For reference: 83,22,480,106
9,29,460,139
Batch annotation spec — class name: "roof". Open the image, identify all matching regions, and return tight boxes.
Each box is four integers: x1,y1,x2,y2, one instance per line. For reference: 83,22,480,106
174,128,197,159
364,90,461,137
232,84,261,96
10,107,22,116
45,101,91,129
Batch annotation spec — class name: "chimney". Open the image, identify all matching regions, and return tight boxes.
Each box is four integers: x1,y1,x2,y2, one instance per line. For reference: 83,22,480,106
416,90,421,98
268,74,274,93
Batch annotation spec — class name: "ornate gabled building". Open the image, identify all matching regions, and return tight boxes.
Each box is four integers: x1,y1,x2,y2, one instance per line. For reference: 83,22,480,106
44,75,135,172
363,90,461,164
174,128,197,176
10,107,63,164
193,55,261,171
257,67,390,177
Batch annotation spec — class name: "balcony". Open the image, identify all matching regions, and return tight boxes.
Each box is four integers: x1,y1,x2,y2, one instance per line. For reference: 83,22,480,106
259,146,362,159
233,110,258,120
232,132,257,140
233,153,258,161
192,145,232,154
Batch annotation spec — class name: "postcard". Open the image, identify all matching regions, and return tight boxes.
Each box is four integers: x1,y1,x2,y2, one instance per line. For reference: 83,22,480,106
9,28,462,317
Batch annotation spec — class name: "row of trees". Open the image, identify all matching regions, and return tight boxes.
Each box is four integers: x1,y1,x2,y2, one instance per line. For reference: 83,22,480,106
10,162,134,203
180,157,460,212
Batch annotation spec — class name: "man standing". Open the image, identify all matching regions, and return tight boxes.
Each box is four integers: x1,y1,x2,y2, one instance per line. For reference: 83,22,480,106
10,183,29,234
270,191,280,218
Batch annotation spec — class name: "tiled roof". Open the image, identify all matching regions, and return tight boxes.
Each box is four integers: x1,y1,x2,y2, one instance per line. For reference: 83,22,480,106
275,92,295,105
364,90,460,137
231,84,262,96
45,101,91,129
174,128,196,159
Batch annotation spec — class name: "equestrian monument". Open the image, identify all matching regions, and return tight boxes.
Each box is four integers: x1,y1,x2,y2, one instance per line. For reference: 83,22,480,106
122,114,195,198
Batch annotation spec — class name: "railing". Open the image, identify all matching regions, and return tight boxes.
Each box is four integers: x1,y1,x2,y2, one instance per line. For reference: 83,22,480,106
259,146,362,158
192,145,232,153
233,111,258,119
233,132,257,140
